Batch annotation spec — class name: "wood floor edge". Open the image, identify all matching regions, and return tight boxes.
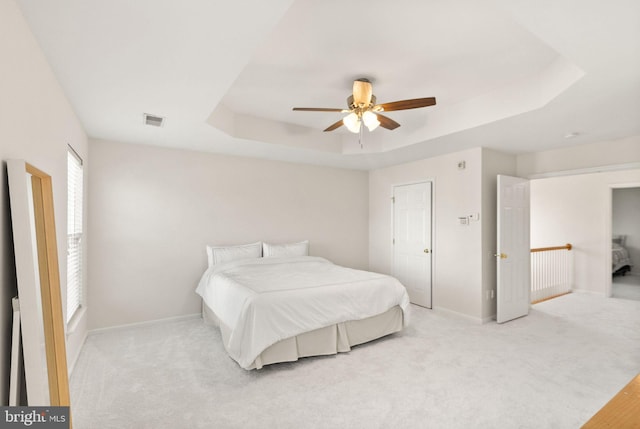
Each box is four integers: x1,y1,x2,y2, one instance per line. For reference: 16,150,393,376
531,291,571,305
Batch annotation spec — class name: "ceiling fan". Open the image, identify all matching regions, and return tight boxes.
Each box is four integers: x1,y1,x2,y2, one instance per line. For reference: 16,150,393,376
292,78,436,133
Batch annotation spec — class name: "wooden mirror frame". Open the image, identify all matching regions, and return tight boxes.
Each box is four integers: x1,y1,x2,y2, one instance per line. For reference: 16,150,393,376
7,159,71,408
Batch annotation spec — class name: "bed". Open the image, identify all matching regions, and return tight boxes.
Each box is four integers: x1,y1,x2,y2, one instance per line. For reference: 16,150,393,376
612,235,633,276
195,241,410,370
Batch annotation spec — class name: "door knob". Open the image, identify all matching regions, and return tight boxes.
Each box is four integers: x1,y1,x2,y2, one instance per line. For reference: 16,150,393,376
424,249,430,253
494,253,507,259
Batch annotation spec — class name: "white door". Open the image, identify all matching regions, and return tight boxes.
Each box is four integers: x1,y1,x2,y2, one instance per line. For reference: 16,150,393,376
496,175,530,323
393,182,432,308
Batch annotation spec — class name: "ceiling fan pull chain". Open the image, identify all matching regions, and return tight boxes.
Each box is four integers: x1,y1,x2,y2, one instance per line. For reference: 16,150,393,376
359,123,364,148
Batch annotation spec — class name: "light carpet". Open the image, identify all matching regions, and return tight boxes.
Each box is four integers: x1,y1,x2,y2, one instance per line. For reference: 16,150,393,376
69,293,640,428
612,274,640,301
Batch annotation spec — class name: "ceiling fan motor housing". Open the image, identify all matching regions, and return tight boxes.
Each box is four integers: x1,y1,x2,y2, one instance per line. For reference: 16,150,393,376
347,95,376,111
352,79,373,107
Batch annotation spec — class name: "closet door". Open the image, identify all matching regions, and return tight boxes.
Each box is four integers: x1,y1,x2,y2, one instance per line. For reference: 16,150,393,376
393,181,432,308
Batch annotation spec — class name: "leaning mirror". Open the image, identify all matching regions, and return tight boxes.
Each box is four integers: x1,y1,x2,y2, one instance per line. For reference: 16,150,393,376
7,159,71,409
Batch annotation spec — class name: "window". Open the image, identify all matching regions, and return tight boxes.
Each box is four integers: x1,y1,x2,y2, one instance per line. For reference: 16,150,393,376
67,147,83,323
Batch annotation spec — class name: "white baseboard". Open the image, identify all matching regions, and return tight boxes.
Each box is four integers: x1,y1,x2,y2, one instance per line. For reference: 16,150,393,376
431,305,487,324
570,288,607,297
68,331,88,375
89,313,202,335
480,314,496,324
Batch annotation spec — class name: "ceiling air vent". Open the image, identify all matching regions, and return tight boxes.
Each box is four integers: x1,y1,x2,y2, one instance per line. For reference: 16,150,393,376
143,113,164,127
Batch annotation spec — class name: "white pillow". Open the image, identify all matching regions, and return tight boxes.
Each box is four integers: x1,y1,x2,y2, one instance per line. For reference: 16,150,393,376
263,240,309,258
206,241,262,267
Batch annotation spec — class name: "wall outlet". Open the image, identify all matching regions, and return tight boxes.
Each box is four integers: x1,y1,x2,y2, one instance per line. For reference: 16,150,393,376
490,289,495,299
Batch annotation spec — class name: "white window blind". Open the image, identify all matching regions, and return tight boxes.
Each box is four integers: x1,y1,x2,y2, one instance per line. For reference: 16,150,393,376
67,148,83,323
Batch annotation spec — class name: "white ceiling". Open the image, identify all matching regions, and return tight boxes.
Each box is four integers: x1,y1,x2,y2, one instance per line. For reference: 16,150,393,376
16,0,640,170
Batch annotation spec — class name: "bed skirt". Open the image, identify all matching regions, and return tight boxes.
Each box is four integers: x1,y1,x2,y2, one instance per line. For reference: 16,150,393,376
202,302,404,369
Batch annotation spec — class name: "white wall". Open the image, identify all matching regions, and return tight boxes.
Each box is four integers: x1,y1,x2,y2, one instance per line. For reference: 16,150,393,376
369,148,485,320
517,135,640,178
523,137,640,295
530,170,640,295
613,187,640,275
0,0,89,403
87,139,369,329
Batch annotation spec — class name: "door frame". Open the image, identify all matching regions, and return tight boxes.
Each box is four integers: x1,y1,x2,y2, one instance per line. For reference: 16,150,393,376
606,182,640,297
390,179,435,307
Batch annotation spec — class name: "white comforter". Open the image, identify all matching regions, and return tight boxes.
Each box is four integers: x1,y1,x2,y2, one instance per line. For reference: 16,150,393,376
195,256,410,369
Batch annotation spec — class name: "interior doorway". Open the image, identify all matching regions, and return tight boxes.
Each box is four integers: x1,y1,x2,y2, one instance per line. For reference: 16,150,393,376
611,186,640,300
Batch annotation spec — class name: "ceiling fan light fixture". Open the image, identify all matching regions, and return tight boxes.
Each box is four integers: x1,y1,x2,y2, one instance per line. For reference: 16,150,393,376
362,111,380,131
292,78,436,134
343,112,361,133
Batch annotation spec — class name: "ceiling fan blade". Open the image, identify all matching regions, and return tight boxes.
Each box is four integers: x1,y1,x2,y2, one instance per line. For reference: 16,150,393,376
375,97,436,112
376,113,401,130
323,119,344,132
293,107,345,112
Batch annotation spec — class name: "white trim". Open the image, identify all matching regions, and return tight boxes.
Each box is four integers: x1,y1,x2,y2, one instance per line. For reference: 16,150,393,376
432,305,487,324
607,183,640,297
67,331,88,376
527,162,640,180
66,306,86,336
570,288,607,297
9,298,21,406
89,313,202,335
605,187,614,297
610,181,640,189
480,314,495,324
67,144,83,165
